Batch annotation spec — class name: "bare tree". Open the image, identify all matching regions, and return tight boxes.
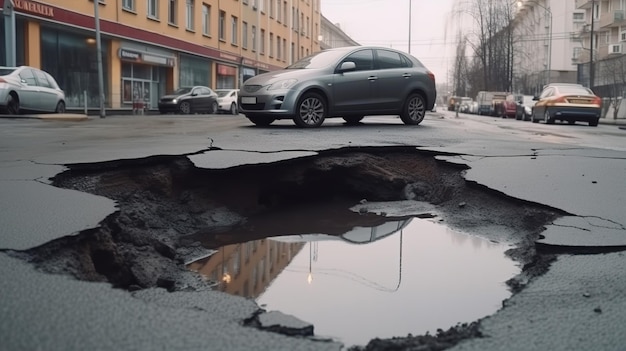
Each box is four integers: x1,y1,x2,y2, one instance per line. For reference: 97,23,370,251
596,56,626,119
448,0,516,93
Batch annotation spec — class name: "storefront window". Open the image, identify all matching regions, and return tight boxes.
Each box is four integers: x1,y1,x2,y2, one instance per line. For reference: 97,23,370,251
216,64,236,89
179,54,210,87
121,63,166,109
40,27,109,108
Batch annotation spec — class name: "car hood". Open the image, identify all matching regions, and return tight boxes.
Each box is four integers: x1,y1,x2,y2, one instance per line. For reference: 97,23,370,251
244,68,328,86
161,93,189,99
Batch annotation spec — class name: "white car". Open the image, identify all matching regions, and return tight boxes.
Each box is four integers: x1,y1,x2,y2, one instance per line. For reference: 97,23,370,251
0,66,66,115
215,89,239,115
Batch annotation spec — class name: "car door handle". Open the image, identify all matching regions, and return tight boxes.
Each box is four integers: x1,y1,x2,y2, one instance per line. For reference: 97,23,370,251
402,73,412,78
368,76,378,81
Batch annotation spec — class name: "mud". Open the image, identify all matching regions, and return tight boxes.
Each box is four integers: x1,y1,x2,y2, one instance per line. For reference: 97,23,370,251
13,147,564,349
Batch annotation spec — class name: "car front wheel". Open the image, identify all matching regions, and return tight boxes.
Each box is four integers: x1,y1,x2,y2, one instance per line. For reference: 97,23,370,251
230,103,238,115
179,101,191,114
400,93,426,125
293,92,326,128
55,101,66,113
210,101,218,114
5,94,19,115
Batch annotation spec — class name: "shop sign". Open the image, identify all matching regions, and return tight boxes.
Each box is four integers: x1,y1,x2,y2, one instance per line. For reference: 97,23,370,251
219,52,239,63
217,64,236,76
13,0,54,18
119,48,175,67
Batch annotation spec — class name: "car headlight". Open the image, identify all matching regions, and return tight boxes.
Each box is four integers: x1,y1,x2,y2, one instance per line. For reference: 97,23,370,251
267,79,297,91
172,98,178,103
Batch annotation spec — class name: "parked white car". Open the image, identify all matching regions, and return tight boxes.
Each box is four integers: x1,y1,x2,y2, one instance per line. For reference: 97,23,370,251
0,66,66,115
215,89,239,115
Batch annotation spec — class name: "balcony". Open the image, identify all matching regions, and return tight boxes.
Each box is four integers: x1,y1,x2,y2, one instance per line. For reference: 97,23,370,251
599,10,625,29
575,0,593,9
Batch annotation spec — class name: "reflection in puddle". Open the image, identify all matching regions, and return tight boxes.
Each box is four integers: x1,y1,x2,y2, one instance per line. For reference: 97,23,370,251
188,217,519,347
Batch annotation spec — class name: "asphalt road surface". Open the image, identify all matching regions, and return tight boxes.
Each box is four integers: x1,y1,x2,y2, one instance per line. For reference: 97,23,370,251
1,111,625,350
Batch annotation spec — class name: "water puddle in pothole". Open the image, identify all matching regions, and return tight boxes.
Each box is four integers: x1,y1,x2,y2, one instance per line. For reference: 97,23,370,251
188,216,519,347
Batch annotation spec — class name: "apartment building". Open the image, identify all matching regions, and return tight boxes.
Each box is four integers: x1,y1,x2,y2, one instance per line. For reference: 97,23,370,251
575,0,626,95
0,0,321,111
512,0,583,95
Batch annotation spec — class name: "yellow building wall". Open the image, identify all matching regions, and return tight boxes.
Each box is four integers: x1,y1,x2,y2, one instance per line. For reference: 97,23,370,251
24,21,41,68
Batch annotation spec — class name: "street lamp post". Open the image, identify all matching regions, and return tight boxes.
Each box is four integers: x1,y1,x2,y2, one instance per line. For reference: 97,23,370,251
408,0,412,54
517,1,552,86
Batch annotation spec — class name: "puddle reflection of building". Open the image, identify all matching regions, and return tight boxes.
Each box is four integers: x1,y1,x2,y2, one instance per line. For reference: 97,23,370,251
187,218,412,297
187,239,305,298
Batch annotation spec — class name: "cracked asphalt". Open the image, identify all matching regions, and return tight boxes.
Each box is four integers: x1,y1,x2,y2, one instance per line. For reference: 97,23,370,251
1,112,625,350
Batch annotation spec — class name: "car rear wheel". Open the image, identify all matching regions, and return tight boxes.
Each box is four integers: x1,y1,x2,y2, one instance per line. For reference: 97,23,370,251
55,101,66,113
230,103,238,115
5,94,19,115
589,118,599,127
544,110,554,124
293,92,326,128
179,101,191,114
400,93,426,125
248,116,275,126
343,115,364,125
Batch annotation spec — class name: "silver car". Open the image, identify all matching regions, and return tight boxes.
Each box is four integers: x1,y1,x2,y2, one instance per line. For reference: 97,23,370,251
0,66,66,114
238,46,437,128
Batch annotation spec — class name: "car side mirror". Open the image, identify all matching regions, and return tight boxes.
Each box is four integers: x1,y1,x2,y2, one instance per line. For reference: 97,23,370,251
338,61,356,73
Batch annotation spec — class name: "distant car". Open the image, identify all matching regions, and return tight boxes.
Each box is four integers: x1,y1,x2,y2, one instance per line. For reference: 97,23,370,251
158,86,218,114
531,83,601,126
215,89,239,115
0,66,66,114
238,45,436,128
500,94,520,119
515,95,535,121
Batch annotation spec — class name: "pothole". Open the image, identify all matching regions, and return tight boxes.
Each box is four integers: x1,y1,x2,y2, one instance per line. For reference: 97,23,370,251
14,147,563,348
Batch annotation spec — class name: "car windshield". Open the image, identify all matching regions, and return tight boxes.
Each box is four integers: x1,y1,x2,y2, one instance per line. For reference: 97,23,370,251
286,49,351,69
557,86,593,95
0,68,17,76
172,87,192,94
216,90,232,97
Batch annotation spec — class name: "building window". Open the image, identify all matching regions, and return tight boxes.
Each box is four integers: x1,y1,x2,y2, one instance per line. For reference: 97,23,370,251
231,16,238,45
276,35,281,60
282,38,286,61
252,25,257,51
260,29,265,54
573,12,584,22
276,0,281,22
168,0,177,25
269,33,274,57
242,21,248,49
202,4,210,35
148,0,158,18
219,11,226,41
185,0,194,30
122,0,134,11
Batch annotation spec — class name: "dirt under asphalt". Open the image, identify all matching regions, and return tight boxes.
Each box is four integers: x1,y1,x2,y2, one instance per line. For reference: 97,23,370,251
11,146,566,350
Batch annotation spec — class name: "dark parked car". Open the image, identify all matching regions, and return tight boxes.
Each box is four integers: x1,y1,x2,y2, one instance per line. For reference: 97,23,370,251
531,83,601,126
238,46,436,128
158,86,218,114
0,66,66,115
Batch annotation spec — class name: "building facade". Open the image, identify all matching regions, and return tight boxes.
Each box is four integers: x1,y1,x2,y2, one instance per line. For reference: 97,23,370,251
574,0,626,118
512,0,582,95
0,0,322,111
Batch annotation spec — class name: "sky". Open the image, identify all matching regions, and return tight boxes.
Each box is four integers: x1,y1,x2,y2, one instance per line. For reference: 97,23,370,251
320,0,457,87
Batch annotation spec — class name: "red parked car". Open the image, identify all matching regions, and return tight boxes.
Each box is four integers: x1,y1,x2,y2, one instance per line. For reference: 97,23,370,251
500,94,520,119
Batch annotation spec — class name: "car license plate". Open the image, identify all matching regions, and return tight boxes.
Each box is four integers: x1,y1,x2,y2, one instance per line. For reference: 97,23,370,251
242,97,256,104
